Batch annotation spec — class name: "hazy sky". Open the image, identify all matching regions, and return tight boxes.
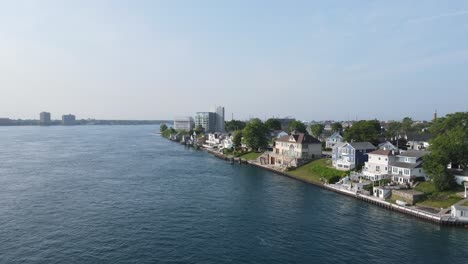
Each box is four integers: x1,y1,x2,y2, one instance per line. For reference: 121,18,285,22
1,1,467,121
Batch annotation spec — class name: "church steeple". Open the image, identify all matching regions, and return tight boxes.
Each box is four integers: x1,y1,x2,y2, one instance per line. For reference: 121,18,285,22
433,110,437,122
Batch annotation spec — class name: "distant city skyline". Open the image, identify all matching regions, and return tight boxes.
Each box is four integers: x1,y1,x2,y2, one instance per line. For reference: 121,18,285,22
1,1,467,121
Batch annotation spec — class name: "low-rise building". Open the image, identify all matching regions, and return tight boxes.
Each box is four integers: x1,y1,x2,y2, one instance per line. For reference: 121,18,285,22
390,150,429,184
62,114,76,125
362,149,396,181
373,186,392,199
267,133,321,167
174,116,194,131
332,142,376,170
325,132,343,149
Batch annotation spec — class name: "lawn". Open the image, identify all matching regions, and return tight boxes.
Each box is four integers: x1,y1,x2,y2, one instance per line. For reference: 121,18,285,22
239,152,263,161
289,159,347,184
415,181,463,209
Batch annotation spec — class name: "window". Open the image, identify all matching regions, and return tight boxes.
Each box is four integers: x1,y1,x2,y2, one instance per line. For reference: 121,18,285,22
385,158,387,161
404,169,410,175
385,167,387,171
378,157,381,160
376,166,380,172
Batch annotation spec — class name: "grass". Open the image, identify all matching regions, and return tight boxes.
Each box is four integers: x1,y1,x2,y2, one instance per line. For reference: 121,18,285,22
462,201,468,206
289,159,347,184
414,181,463,209
239,152,263,161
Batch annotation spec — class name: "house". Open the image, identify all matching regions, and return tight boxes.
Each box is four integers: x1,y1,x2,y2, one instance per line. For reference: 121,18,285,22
390,150,429,184
267,133,321,167
205,132,224,147
405,133,432,150
362,149,396,181
378,141,398,151
325,132,344,149
451,204,468,222
373,186,392,199
332,142,376,170
270,130,288,139
219,133,235,150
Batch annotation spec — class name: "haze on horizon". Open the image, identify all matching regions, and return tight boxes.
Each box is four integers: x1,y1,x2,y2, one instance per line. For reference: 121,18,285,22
1,0,467,121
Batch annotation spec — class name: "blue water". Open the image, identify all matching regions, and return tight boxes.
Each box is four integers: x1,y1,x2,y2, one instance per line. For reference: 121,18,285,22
0,126,466,263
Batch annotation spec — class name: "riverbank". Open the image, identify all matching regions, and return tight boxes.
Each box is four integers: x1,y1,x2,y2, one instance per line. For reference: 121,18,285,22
164,137,468,227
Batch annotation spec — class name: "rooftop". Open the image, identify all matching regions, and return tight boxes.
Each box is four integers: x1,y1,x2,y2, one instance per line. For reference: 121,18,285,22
276,133,321,144
397,150,429,158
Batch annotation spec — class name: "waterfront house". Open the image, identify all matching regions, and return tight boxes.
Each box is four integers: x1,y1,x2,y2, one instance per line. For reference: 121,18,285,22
219,133,235,150
267,133,321,167
451,204,468,221
362,149,396,181
332,142,376,170
206,132,224,147
389,150,429,184
325,132,343,149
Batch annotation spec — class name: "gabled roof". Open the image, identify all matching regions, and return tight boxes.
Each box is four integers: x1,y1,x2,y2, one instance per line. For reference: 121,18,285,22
276,133,321,144
368,149,393,156
348,142,376,150
397,150,429,158
328,132,343,139
390,161,422,169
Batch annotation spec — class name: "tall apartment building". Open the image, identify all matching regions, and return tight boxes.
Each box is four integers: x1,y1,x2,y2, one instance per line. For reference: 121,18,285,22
214,106,225,133
62,114,76,125
39,112,51,125
195,112,216,133
174,116,194,131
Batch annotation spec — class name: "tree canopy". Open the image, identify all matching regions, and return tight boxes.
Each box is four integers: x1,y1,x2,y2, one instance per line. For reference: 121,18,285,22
331,122,343,133
344,120,381,144
225,120,246,132
242,118,269,150
288,120,307,133
424,112,468,191
160,124,168,132
265,118,282,131
310,124,325,137
233,131,243,149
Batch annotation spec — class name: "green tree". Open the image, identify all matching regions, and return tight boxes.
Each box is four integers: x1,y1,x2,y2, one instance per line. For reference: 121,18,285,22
424,112,468,190
310,124,325,137
331,122,343,133
160,123,168,132
233,131,243,149
194,124,204,133
265,118,282,131
242,118,268,150
288,120,307,133
401,117,414,134
344,120,381,144
225,120,246,132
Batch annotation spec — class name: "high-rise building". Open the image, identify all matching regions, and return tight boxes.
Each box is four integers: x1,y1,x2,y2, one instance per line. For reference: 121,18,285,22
39,112,51,125
214,106,225,132
174,116,194,131
62,114,76,125
195,112,216,133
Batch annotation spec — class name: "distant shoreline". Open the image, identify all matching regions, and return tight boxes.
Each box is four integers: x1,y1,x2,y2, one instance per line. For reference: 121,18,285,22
0,120,172,127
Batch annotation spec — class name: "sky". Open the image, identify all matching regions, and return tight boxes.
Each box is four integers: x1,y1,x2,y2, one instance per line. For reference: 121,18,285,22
1,0,467,121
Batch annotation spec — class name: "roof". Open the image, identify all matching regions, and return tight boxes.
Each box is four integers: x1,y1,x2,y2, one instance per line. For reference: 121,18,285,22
390,161,422,169
348,142,376,150
328,132,343,139
276,133,321,144
405,133,433,142
397,150,429,158
452,204,468,211
368,149,394,156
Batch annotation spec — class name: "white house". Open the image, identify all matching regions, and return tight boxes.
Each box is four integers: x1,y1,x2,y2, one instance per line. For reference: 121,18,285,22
390,150,429,184
332,142,376,170
205,132,224,147
268,133,321,167
451,204,468,222
362,149,396,181
219,133,235,150
326,132,344,148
